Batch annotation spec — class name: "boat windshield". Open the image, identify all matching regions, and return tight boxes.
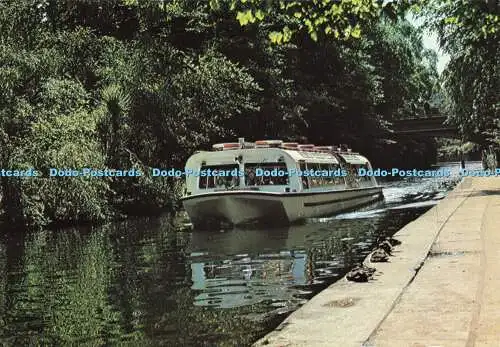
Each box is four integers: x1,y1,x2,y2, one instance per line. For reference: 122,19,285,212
198,164,240,189
352,164,372,182
244,162,289,186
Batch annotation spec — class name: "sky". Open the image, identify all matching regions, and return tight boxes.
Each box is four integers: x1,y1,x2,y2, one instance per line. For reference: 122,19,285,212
408,14,451,74
421,29,451,74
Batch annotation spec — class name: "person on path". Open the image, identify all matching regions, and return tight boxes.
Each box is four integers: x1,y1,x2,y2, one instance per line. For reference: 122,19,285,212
484,146,498,171
482,149,488,170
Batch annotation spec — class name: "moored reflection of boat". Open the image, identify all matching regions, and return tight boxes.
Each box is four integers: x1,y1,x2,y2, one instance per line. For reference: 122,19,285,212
188,220,376,308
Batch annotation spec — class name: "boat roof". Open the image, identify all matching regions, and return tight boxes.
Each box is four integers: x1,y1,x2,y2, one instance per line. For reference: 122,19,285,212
282,150,339,164
338,153,370,165
187,138,372,166
284,151,370,165
187,148,371,166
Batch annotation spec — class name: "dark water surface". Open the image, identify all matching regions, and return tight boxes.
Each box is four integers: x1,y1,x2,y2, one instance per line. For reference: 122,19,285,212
0,163,477,346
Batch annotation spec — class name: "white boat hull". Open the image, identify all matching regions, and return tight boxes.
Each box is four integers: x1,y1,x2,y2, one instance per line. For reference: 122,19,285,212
182,187,383,227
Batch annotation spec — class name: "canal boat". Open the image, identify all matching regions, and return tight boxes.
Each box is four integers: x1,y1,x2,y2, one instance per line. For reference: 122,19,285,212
181,138,383,227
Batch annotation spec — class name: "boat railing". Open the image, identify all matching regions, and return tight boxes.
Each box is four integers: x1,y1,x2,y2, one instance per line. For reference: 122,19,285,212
210,138,360,155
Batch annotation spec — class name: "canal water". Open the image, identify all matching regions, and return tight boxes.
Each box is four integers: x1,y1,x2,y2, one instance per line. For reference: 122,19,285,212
0,163,478,346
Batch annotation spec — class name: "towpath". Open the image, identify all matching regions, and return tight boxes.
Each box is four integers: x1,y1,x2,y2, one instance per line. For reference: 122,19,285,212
253,177,500,347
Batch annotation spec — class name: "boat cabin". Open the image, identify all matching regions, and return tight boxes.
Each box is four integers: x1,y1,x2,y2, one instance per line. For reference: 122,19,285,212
184,138,378,196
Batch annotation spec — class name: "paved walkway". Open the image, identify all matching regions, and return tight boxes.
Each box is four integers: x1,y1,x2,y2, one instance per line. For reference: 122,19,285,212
254,177,500,347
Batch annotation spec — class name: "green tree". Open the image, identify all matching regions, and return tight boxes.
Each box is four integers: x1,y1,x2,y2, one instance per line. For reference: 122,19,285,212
14,79,110,226
419,0,499,145
367,19,440,121
224,0,408,43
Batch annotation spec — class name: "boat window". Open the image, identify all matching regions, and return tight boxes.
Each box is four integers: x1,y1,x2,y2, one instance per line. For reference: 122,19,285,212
308,163,321,187
344,163,360,188
300,162,309,189
355,164,372,181
363,165,372,181
244,162,289,186
305,162,345,187
198,164,240,189
331,163,345,185
319,163,331,185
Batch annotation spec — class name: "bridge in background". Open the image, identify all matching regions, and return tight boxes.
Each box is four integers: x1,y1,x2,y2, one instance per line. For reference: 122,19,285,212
391,116,459,138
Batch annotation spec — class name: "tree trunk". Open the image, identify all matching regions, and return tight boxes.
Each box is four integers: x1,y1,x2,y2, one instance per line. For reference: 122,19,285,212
0,176,24,225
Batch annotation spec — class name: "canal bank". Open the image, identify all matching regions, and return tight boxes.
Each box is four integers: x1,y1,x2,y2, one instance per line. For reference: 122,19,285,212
254,176,500,347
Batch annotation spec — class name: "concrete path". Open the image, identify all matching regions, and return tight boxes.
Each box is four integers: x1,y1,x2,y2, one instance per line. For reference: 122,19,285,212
254,177,500,347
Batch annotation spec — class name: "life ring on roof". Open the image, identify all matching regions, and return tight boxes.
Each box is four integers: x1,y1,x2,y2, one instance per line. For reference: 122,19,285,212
255,140,283,148
298,144,315,151
281,142,299,149
212,143,240,151
314,146,333,152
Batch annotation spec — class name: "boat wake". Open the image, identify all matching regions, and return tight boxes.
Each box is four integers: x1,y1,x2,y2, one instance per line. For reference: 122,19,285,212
332,196,441,220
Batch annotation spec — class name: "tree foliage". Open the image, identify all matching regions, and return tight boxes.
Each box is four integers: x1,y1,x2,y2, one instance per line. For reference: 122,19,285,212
223,0,409,43
0,0,447,227
417,0,499,145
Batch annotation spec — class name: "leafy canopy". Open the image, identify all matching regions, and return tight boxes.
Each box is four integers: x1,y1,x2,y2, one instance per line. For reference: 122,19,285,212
216,0,410,43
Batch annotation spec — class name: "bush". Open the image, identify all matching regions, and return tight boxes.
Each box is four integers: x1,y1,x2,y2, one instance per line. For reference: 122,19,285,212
12,79,110,226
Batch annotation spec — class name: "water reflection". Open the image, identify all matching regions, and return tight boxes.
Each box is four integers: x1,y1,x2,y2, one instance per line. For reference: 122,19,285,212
0,227,124,345
0,212,423,346
188,207,422,311
0,218,274,346
0,163,472,346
